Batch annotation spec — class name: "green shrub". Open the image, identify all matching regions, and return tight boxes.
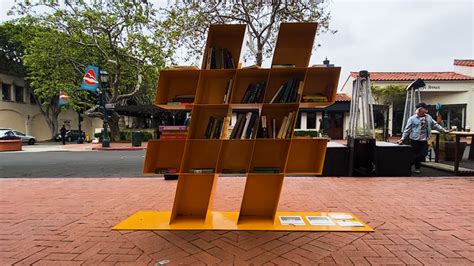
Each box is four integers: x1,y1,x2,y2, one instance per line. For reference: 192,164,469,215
294,130,320,137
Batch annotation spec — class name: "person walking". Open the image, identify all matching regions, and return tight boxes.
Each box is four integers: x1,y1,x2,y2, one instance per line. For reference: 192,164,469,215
60,125,67,145
397,102,448,174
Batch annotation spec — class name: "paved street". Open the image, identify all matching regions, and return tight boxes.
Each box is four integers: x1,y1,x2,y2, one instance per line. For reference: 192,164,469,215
0,177,473,265
0,151,145,178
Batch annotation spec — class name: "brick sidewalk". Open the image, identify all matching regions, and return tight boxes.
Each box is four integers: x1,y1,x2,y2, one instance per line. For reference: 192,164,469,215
0,177,473,265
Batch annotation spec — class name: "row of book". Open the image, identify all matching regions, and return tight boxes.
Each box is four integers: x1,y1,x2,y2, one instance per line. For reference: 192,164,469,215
241,81,266,103
205,47,235,69
204,116,225,139
168,95,194,105
270,78,303,103
202,111,296,140
259,112,296,139
159,125,187,140
230,112,259,139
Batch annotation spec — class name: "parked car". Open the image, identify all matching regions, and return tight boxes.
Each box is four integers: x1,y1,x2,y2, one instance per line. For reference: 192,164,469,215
54,129,85,142
0,128,34,144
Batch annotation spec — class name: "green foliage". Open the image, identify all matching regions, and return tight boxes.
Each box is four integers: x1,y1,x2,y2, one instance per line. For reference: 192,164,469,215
371,84,406,106
119,130,153,141
160,1,334,65
294,130,320,138
7,1,177,140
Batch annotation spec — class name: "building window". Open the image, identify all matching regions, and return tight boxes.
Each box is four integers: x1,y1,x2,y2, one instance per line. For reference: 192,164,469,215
307,112,316,129
30,93,37,104
295,112,302,129
15,86,24,102
2,83,11,101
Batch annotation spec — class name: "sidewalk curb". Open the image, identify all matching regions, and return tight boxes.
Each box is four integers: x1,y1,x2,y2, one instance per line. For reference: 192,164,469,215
92,147,146,151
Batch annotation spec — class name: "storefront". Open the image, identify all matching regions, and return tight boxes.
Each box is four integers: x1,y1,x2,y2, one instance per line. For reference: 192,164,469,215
341,59,474,136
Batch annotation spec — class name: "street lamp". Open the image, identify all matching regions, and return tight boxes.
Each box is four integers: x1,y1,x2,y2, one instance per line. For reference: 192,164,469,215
99,69,110,147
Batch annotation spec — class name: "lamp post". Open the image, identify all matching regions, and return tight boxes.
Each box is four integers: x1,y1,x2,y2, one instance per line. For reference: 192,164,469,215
99,70,110,148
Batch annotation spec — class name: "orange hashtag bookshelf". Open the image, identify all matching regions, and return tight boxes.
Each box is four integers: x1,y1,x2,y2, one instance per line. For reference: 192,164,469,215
114,23,373,232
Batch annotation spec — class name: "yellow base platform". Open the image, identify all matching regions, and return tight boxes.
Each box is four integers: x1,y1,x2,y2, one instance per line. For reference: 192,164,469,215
113,211,373,232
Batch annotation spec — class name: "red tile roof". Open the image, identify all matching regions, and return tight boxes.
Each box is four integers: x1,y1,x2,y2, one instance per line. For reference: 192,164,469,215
454,59,474,67
336,93,351,102
349,72,473,81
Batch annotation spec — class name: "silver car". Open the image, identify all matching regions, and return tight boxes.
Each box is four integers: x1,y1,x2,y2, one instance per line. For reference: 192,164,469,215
0,128,36,145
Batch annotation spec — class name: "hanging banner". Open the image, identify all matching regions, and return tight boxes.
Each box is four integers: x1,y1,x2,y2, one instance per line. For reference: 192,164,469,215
81,65,99,92
59,90,69,106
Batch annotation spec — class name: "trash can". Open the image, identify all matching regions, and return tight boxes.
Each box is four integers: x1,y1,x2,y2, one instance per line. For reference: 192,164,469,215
131,131,142,147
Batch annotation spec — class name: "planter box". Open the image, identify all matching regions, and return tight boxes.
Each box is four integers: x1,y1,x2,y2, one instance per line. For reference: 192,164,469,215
0,140,22,152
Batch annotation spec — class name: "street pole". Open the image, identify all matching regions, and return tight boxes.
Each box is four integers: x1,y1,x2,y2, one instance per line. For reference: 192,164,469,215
102,91,110,147
77,110,84,144
99,69,110,148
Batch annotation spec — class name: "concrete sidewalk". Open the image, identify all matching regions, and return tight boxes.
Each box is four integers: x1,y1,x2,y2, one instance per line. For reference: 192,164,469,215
15,142,148,153
0,177,473,265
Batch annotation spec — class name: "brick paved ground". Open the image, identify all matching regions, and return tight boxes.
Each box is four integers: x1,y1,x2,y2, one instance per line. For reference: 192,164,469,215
1,177,473,265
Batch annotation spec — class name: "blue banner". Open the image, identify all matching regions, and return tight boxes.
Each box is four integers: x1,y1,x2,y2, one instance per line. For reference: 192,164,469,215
59,90,69,106
81,65,99,92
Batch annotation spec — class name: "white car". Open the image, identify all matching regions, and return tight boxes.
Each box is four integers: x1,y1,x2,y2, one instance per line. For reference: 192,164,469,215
0,128,36,145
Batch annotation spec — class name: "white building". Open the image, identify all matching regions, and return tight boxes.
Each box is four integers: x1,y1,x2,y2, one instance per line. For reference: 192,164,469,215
0,72,102,141
341,59,474,136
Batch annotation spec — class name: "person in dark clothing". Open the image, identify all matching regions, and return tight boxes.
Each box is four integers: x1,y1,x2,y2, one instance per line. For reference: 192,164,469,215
60,125,67,145
397,102,448,174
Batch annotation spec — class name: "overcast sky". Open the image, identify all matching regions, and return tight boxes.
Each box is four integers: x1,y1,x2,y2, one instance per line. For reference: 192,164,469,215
1,0,472,89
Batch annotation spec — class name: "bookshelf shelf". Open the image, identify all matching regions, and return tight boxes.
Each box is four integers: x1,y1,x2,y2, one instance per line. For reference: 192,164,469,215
286,138,328,174
216,139,255,174
143,139,186,174
230,69,270,104
195,69,236,104
154,70,200,105
271,23,318,68
180,139,221,173
201,24,246,70
187,105,229,139
249,139,291,173
302,67,341,103
122,22,354,231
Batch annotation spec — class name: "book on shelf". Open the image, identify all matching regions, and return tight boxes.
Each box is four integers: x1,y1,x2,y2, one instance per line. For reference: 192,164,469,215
205,47,235,69
241,112,252,139
220,116,231,139
154,167,178,174
222,169,246,174
204,116,225,139
222,79,233,104
269,78,302,103
189,168,214,174
241,81,266,103
159,125,187,131
277,115,288,139
272,118,277,138
253,167,280,173
260,115,269,138
285,111,295,139
161,131,188,136
229,111,259,139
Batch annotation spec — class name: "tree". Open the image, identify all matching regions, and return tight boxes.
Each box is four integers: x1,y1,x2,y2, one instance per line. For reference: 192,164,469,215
11,1,174,140
371,84,406,107
161,0,335,66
